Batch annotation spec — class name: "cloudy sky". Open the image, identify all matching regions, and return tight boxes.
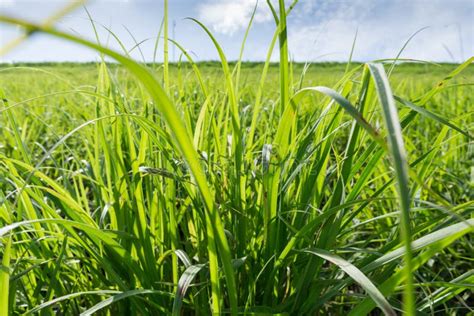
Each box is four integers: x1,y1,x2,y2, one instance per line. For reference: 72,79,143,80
0,0,472,63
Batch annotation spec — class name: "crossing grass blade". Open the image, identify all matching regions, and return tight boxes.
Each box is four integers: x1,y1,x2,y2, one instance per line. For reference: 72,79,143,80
80,289,169,316
368,63,415,315
394,95,471,138
302,248,396,316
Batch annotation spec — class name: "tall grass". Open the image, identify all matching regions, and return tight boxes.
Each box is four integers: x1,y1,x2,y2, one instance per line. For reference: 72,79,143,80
0,1,473,315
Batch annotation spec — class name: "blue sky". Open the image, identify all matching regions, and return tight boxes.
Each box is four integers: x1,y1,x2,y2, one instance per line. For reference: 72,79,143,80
0,0,472,63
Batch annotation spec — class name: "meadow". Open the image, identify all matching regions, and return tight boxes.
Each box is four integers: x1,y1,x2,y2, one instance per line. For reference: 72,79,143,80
0,1,473,315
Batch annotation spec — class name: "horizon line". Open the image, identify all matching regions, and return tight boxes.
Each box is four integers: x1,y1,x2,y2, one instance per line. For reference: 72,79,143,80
0,60,464,65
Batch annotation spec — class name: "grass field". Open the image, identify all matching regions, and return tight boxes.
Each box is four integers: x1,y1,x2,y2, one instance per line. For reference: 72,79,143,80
0,1,473,315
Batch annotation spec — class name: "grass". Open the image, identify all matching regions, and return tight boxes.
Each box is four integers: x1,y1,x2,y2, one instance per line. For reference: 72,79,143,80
0,1,473,315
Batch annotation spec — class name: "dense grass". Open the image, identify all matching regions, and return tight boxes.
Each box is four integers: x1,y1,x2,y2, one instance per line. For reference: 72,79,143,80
1,2,473,315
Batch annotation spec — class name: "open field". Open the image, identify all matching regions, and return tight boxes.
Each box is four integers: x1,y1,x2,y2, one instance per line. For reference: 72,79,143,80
0,1,473,315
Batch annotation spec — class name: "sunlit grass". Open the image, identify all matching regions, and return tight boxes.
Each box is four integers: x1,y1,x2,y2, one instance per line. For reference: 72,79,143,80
0,1,473,315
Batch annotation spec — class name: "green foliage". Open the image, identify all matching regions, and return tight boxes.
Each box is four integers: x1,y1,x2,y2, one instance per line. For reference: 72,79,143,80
0,2,473,315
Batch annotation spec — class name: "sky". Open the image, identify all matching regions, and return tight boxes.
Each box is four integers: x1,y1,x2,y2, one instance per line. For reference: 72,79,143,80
0,0,473,63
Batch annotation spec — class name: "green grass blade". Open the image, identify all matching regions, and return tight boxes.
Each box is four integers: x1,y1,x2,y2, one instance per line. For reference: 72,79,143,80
302,248,396,316
25,290,121,315
172,264,206,316
394,95,471,139
364,219,474,272
0,237,11,315
80,289,168,316
291,86,385,147
368,63,414,315
163,0,169,93
277,0,289,114
416,56,474,105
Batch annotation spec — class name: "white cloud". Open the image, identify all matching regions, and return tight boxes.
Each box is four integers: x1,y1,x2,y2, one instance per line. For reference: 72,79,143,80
197,0,274,35
0,0,14,8
286,0,473,62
